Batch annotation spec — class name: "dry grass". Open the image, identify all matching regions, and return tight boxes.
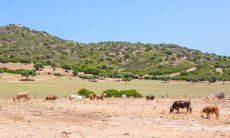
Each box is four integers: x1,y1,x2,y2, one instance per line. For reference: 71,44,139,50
0,98,229,137
0,73,229,98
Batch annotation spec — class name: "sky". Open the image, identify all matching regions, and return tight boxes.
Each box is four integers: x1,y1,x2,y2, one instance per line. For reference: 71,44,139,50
1,0,230,56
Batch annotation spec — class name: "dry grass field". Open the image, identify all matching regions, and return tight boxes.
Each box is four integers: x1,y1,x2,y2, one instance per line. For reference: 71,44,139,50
0,73,229,98
0,70,229,137
0,97,229,137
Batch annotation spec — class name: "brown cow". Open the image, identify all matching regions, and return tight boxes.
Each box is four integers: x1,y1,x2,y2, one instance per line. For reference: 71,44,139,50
44,96,57,101
96,94,104,100
146,95,155,101
202,106,219,120
170,100,192,114
13,92,29,101
88,93,96,100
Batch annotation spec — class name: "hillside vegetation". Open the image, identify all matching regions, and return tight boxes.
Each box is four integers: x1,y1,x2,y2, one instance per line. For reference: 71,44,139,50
0,24,230,81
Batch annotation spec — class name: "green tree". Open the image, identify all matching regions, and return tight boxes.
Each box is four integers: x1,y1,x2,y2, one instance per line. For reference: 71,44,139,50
113,72,123,81
34,62,44,70
72,69,78,76
62,64,71,70
21,70,36,80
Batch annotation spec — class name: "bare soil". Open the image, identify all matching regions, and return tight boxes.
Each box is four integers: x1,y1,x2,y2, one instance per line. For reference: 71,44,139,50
0,98,229,138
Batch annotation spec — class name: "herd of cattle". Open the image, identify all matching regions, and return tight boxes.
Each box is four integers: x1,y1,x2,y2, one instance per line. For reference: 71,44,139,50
9,92,220,120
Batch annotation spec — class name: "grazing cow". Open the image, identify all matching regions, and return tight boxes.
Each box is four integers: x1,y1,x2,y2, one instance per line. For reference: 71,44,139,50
170,100,192,114
88,93,96,100
13,92,29,101
146,95,155,101
202,106,219,120
44,96,57,101
69,95,83,100
96,94,104,100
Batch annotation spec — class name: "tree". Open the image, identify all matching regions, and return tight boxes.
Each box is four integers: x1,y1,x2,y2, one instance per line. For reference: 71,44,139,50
101,64,108,70
34,62,44,70
72,69,78,76
51,62,57,68
198,74,206,83
21,70,36,80
114,72,123,81
209,76,217,83
84,67,100,75
62,64,71,70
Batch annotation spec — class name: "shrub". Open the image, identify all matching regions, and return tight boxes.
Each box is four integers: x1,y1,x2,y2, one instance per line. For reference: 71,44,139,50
62,64,71,70
103,89,121,97
120,89,143,98
34,62,44,70
84,67,100,75
0,69,4,73
72,69,78,76
18,58,31,63
0,68,25,74
78,89,95,96
102,89,142,98
180,71,188,76
53,73,62,76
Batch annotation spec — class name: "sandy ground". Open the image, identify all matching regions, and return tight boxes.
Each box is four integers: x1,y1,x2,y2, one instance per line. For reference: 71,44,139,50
0,98,229,138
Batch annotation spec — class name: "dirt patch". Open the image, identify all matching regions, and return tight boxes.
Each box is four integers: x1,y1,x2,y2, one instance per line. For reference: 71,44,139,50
0,98,229,137
0,63,34,70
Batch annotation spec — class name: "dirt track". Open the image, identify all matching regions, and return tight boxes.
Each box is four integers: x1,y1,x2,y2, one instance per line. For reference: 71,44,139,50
0,98,229,138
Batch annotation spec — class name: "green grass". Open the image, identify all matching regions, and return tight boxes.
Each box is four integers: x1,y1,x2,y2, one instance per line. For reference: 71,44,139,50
0,74,229,98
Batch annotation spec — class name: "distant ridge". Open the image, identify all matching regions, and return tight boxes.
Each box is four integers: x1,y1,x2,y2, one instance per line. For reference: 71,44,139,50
0,24,230,81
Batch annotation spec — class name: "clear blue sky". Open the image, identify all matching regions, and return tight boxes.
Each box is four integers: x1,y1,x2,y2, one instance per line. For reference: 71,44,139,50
1,0,230,55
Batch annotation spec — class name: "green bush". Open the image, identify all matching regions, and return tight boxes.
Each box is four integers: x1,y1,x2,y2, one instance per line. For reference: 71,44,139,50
62,64,71,70
0,69,4,73
120,89,143,98
84,67,100,75
34,62,44,70
103,89,121,97
53,73,62,76
72,69,78,76
78,88,95,96
103,89,142,98
0,67,25,74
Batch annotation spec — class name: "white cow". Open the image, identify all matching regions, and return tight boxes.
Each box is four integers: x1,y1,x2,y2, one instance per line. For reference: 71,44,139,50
69,95,83,100
121,94,127,99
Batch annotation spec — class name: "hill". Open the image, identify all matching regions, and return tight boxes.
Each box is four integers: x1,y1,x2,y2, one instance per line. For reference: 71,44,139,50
0,24,230,81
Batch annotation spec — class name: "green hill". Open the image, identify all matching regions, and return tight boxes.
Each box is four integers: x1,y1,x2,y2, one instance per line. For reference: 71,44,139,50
0,24,230,81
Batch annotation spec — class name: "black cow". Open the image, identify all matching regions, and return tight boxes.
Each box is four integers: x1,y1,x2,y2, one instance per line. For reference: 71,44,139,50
170,100,192,114
146,96,155,101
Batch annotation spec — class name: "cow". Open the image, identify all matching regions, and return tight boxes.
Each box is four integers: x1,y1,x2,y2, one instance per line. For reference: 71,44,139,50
69,95,83,100
121,94,127,99
96,94,104,100
202,106,219,120
13,92,29,101
170,100,192,114
87,93,96,100
146,95,155,101
44,96,57,101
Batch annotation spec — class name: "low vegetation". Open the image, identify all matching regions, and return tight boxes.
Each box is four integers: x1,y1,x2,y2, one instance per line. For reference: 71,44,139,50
103,89,142,98
77,88,95,97
0,24,230,82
